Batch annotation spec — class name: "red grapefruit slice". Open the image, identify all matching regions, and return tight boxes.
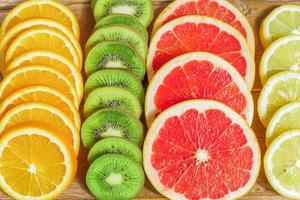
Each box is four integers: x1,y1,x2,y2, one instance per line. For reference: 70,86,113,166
152,0,255,54
145,52,254,126
147,16,255,89
144,100,261,200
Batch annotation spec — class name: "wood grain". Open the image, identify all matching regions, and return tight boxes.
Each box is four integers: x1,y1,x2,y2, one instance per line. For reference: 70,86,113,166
0,0,297,199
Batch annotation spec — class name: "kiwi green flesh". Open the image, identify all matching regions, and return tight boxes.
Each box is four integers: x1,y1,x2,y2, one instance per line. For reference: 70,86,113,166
85,69,144,104
84,41,145,80
88,137,142,164
86,154,145,200
85,25,147,61
93,0,153,27
81,108,143,149
83,86,142,118
95,14,148,41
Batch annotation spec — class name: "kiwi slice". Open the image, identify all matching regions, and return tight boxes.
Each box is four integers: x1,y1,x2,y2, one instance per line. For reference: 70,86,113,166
93,0,153,27
94,14,148,41
86,154,145,200
81,109,143,148
88,137,142,164
85,25,147,60
83,86,141,118
85,69,144,104
84,41,146,79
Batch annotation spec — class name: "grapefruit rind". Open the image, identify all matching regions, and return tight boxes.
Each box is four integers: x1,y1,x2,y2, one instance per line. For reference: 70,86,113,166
147,16,255,89
152,0,255,55
145,52,254,126
264,129,300,199
144,100,261,200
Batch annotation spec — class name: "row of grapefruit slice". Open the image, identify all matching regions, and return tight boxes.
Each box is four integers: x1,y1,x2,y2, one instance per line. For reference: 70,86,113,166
0,0,82,199
143,0,261,199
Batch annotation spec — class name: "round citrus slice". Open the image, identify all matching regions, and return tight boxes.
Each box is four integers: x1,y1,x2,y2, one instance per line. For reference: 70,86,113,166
0,18,82,73
7,51,83,100
266,102,300,147
148,16,255,89
260,35,300,85
264,129,300,199
0,86,80,130
152,0,255,54
258,71,300,127
0,124,77,200
144,100,261,200
0,65,79,108
0,102,80,155
5,27,81,69
0,0,80,39
145,52,253,126
260,5,300,48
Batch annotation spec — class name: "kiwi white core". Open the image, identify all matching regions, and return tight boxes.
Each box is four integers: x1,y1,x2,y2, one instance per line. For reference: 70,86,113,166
111,6,136,15
105,172,123,186
28,164,37,174
105,60,126,69
296,160,300,168
102,128,123,138
195,149,210,164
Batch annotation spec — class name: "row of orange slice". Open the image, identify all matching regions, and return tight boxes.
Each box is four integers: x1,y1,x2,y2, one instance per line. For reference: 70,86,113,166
0,0,82,199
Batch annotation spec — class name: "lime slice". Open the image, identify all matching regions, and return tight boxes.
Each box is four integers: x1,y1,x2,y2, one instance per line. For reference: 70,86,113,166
260,5,300,48
266,102,300,146
260,35,300,85
264,129,300,199
258,71,300,127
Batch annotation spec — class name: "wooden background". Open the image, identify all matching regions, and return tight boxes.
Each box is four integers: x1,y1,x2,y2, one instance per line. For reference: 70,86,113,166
0,0,297,199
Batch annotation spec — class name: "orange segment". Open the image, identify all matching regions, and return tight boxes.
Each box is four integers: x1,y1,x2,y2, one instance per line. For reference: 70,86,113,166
0,18,82,73
7,51,83,101
0,102,80,155
0,0,80,39
0,124,77,200
0,65,79,108
0,86,81,130
5,27,81,69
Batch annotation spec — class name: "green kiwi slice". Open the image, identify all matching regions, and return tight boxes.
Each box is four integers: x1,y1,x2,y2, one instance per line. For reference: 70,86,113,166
94,14,148,41
85,69,144,104
85,25,147,60
84,41,145,79
93,0,153,27
81,109,143,148
83,86,141,118
88,137,142,164
86,154,145,200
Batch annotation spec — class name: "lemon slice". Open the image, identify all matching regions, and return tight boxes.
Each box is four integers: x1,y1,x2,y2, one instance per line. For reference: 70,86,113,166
265,129,300,199
266,102,300,146
260,35,300,85
258,71,300,127
260,5,300,48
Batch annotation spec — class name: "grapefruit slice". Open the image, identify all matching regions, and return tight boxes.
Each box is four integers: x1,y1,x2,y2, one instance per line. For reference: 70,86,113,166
152,0,255,54
147,16,255,89
143,100,261,200
145,52,254,126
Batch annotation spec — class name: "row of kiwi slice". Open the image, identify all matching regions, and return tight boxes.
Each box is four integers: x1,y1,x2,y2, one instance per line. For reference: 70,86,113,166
82,1,152,199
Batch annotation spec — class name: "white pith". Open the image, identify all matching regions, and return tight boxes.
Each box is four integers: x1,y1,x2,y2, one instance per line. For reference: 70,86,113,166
144,100,261,200
147,16,255,90
145,52,254,126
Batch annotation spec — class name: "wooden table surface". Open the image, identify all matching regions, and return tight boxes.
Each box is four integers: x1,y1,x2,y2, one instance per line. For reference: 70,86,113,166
0,0,297,199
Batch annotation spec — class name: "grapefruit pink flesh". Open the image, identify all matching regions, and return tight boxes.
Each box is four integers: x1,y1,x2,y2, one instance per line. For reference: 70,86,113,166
152,0,254,53
145,52,253,126
144,100,260,200
148,16,255,89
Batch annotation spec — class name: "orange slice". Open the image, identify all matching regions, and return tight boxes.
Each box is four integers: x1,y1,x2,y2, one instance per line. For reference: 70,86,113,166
0,65,79,108
0,18,82,73
0,0,80,39
0,124,77,200
7,51,83,101
0,86,81,130
5,27,81,69
0,102,80,155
